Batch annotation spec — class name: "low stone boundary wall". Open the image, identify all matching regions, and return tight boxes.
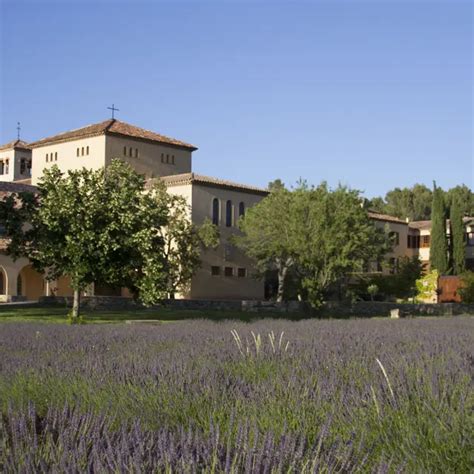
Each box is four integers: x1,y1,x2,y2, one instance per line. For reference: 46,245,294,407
38,296,242,312
37,296,474,317
322,301,474,318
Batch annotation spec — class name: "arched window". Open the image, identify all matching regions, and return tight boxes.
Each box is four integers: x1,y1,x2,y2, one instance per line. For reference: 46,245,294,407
226,200,232,227
0,268,5,294
239,202,245,217
212,198,219,225
16,274,22,296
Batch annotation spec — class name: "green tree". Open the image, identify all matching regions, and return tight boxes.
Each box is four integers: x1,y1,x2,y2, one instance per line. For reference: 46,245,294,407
292,183,387,307
430,182,448,274
3,161,171,318
234,185,295,302
371,184,432,221
450,197,465,275
445,185,474,217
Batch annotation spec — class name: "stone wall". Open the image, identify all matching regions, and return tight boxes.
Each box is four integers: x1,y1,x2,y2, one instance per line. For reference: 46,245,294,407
37,295,474,317
321,301,474,318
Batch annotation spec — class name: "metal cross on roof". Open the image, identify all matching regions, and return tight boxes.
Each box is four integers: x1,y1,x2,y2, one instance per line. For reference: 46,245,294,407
107,104,119,119
17,122,21,140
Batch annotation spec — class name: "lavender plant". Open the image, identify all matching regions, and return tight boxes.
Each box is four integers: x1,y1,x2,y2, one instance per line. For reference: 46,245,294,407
0,317,472,472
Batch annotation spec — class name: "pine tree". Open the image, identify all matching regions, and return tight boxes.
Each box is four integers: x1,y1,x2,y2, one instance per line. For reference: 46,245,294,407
450,197,465,275
430,182,448,274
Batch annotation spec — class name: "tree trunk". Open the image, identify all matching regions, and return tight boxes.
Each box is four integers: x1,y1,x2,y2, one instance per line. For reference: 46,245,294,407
277,265,288,303
72,289,80,319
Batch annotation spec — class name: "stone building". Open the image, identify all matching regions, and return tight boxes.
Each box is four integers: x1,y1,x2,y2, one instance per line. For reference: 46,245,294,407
0,119,473,301
0,119,268,301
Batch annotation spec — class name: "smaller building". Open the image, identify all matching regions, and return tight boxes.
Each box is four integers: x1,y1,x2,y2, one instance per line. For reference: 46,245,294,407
408,217,474,271
0,140,32,182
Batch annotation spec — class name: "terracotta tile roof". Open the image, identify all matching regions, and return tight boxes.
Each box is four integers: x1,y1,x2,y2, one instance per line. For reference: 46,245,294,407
368,211,408,225
0,181,37,194
147,173,269,195
409,217,474,231
28,119,198,151
0,139,31,152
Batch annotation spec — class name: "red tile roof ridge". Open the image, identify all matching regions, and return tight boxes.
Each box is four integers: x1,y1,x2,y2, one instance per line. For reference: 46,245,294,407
367,211,408,224
28,119,197,151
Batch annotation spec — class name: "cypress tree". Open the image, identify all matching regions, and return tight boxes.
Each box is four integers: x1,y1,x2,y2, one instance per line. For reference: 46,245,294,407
450,197,465,275
430,182,448,274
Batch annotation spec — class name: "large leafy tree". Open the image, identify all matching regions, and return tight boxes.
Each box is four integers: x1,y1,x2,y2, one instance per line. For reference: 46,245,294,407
236,181,387,306
234,184,295,302
430,182,448,274
3,161,170,317
450,196,465,275
292,183,387,307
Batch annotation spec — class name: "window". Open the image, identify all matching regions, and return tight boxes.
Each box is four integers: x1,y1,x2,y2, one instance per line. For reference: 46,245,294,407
55,152,58,161
77,148,80,157
237,268,247,278
226,200,232,227
224,267,233,277
212,198,219,225
0,161,4,174
16,274,22,296
46,154,49,162
86,146,89,155
239,202,245,217
135,148,139,158
129,147,133,157
421,235,431,248
211,266,220,276
161,153,164,163
82,147,85,156
124,146,127,156
171,155,175,164
166,154,169,163
5,159,8,174
20,159,26,174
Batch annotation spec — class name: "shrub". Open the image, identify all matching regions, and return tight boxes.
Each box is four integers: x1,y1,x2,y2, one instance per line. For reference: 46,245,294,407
459,271,474,303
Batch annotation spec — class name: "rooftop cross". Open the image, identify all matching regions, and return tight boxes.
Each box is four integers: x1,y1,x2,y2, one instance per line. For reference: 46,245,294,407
16,122,21,140
107,104,119,119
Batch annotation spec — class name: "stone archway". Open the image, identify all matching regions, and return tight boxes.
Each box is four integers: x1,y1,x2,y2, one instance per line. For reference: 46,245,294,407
17,265,45,301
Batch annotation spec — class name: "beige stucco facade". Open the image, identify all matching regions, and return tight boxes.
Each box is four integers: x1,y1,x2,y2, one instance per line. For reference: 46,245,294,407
31,135,107,184
182,181,265,300
31,135,192,185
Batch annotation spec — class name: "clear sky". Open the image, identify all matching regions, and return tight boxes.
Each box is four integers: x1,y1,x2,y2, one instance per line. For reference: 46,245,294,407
1,0,472,197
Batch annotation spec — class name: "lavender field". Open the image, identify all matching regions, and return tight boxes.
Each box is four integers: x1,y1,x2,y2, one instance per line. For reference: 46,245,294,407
1,317,472,472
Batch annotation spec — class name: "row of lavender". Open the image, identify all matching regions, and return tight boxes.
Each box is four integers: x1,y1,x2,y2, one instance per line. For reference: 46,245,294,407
1,318,472,472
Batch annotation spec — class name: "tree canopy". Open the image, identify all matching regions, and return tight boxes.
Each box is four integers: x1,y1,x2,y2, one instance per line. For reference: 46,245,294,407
235,181,388,306
367,184,473,221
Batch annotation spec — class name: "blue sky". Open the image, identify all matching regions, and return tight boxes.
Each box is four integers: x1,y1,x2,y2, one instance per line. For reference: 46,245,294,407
1,0,472,197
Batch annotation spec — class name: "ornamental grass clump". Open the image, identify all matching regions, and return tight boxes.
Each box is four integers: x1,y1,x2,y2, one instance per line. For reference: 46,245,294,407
231,329,290,358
